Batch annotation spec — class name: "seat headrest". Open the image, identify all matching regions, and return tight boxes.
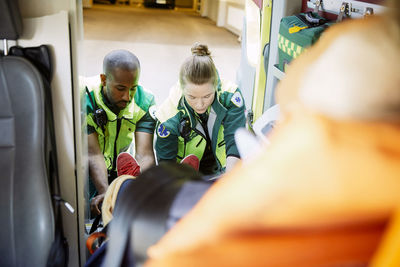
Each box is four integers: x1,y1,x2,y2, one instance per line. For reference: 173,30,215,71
0,0,23,40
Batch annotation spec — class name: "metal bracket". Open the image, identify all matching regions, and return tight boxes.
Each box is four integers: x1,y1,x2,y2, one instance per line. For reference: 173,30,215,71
364,7,374,17
314,0,322,12
246,110,254,132
3,39,8,56
337,2,350,22
307,0,384,19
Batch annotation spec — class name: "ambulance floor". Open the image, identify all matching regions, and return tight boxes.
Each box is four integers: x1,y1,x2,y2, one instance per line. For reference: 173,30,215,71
82,3,241,104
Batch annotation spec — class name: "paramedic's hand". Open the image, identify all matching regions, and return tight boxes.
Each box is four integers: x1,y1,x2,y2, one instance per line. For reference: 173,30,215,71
90,193,105,216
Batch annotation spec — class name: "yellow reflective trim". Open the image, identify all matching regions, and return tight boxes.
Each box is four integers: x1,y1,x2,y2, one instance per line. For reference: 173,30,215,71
288,25,308,34
278,34,307,59
252,0,272,120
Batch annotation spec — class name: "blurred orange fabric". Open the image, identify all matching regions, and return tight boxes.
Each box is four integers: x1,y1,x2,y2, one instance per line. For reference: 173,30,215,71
146,13,400,267
146,112,400,266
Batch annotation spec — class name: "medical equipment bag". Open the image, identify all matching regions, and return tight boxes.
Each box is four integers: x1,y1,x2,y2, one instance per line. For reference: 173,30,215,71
278,12,333,71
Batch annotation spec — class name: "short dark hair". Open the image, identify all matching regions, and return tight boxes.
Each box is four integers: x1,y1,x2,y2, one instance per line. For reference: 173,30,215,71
103,49,140,76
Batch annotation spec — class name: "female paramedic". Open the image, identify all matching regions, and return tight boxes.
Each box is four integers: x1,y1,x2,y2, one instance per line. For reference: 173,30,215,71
155,43,246,175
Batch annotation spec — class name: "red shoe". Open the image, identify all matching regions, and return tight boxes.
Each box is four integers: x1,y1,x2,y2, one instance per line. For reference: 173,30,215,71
180,154,199,171
117,152,141,177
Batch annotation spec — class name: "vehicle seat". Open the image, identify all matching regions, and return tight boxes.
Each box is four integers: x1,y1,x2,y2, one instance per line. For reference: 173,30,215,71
0,0,55,266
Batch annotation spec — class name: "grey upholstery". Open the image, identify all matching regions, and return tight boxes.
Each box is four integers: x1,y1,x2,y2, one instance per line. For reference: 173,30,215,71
0,0,55,266
0,0,22,40
0,54,55,267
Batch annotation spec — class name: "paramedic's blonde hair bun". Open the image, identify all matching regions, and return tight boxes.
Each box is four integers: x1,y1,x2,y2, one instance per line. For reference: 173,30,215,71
180,43,216,86
191,43,211,56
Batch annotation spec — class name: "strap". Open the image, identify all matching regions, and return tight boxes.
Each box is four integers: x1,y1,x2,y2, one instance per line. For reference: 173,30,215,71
34,45,73,267
290,12,329,34
295,12,326,28
89,214,102,234
46,198,69,267
86,86,98,111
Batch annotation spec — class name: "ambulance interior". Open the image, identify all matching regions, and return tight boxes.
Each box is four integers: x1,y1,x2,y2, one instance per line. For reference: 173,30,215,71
1,0,399,266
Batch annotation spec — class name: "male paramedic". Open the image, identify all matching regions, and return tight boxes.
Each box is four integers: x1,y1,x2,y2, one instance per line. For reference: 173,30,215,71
85,50,156,216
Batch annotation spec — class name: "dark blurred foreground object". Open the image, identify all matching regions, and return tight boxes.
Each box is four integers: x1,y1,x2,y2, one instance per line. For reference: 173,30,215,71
85,163,213,267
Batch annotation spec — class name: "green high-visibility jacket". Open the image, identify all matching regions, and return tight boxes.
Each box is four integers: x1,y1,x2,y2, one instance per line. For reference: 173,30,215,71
86,82,156,172
155,79,246,174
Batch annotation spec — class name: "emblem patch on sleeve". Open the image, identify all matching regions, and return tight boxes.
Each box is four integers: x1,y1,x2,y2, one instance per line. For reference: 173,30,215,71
157,124,170,138
231,91,243,108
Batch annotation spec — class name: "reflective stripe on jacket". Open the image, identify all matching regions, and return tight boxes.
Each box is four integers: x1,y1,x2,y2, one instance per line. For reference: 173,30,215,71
86,83,156,171
155,79,246,173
